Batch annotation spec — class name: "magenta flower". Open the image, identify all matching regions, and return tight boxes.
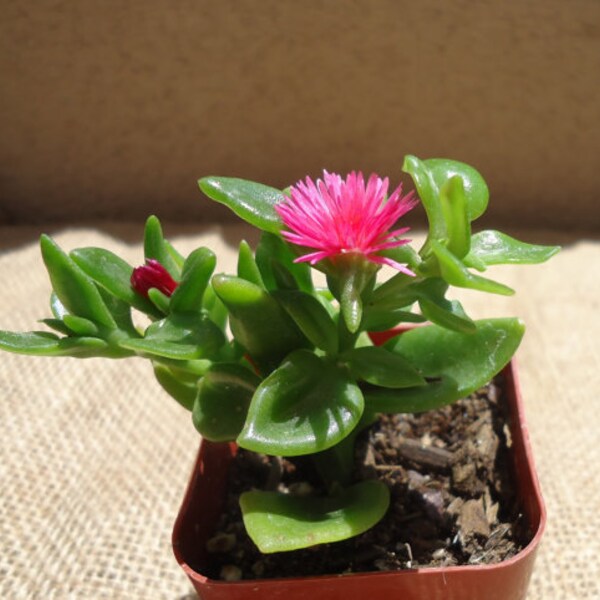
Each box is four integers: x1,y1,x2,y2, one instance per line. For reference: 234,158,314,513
276,171,418,275
131,259,178,298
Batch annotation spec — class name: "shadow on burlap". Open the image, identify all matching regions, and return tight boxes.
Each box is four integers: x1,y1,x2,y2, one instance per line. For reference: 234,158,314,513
0,226,598,599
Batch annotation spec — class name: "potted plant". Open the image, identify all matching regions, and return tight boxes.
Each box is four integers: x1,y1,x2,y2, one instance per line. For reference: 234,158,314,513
0,155,558,599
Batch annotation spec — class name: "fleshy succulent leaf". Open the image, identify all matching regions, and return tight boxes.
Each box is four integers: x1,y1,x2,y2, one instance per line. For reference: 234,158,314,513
199,176,284,234
143,215,180,277
237,240,265,288
153,364,198,411
365,318,525,412
170,248,216,314
464,230,561,270
345,346,425,388
40,235,117,330
212,274,309,373
119,313,225,360
422,158,489,221
274,290,338,355
440,176,471,259
192,363,260,441
237,350,364,456
414,278,476,333
0,330,113,358
70,247,161,317
240,480,389,553
431,241,515,296
255,232,313,293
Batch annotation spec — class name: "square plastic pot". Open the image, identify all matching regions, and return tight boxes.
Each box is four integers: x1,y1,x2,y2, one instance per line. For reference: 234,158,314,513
172,358,546,600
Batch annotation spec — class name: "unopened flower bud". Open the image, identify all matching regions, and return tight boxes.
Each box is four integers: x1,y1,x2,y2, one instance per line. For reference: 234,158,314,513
131,259,178,298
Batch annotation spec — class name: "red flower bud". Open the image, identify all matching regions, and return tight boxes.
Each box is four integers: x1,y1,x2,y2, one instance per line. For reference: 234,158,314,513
131,259,178,298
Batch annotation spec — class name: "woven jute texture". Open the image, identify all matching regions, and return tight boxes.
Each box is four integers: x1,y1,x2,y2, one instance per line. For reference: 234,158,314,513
1,225,598,599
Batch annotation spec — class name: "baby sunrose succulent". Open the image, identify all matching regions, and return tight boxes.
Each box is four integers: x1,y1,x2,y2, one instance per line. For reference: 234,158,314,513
0,155,561,558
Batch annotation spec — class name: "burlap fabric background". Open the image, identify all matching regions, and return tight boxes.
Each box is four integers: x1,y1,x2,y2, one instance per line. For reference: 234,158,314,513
0,225,598,599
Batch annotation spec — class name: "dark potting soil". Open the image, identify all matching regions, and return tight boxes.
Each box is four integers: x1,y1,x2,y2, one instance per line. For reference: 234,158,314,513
205,377,533,581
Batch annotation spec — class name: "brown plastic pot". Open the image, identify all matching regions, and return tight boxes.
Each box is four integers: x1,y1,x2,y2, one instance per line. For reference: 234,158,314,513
172,357,546,600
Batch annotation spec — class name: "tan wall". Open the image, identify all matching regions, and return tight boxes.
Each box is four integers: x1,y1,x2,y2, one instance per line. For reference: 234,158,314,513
1,1,599,231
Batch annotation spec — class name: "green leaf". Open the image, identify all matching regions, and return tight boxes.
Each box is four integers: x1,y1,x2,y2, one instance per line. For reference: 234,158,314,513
274,290,338,355
199,177,284,234
40,318,72,336
255,232,313,293
119,338,205,360
62,315,99,337
70,247,161,317
240,480,390,553
431,241,515,296
422,158,489,221
414,278,476,334
170,248,216,314
419,296,475,334
378,244,421,270
202,284,228,329
147,288,170,314
369,273,421,309
143,215,180,277
464,230,561,270
237,350,364,456
270,260,299,291
362,308,426,332
97,288,138,336
164,239,185,271
346,346,425,388
50,292,68,319
153,363,198,411
403,155,445,241
402,156,489,255
192,364,260,441
365,318,524,412
40,235,117,330
440,176,471,259
0,330,111,357
212,274,308,372
237,240,265,288
119,313,225,360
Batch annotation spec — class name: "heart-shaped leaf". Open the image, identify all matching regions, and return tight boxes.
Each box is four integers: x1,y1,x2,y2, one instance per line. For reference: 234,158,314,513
238,350,364,456
240,479,389,553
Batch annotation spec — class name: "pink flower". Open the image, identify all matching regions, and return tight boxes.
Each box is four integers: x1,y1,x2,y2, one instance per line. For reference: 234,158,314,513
276,171,418,275
131,259,178,298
